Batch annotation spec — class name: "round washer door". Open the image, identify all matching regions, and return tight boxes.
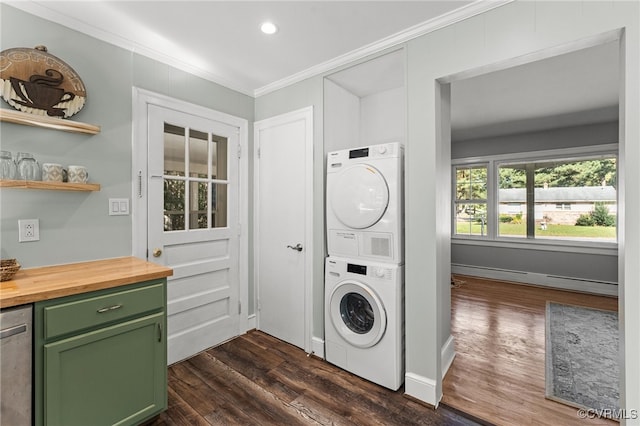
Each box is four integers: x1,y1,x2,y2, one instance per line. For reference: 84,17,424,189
329,280,387,348
330,164,389,229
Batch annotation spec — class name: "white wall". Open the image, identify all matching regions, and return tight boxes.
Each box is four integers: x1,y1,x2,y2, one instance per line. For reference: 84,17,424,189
405,0,639,417
360,87,405,146
323,80,360,154
257,2,640,416
325,57,405,154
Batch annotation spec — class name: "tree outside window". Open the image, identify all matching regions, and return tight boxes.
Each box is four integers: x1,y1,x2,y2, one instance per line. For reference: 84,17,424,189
454,165,488,237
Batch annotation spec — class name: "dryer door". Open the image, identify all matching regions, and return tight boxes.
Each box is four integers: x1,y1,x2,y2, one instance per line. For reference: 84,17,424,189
329,280,387,348
330,164,389,229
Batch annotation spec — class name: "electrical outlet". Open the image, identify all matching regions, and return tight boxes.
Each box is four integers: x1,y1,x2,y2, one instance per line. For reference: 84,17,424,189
18,219,40,242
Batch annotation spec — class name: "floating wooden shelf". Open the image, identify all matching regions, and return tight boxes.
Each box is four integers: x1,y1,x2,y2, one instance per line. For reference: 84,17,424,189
0,109,100,135
0,179,100,192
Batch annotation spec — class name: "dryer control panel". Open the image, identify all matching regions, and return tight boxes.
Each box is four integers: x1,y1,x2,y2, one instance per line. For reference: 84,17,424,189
328,142,402,169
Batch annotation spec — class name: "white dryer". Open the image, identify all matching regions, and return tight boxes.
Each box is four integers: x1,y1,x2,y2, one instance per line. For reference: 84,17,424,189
326,142,403,264
324,257,404,390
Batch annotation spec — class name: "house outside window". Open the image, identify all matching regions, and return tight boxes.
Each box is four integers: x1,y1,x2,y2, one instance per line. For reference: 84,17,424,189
453,146,617,245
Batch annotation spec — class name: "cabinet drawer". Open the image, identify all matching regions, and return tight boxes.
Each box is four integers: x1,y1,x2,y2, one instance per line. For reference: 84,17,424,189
43,282,164,340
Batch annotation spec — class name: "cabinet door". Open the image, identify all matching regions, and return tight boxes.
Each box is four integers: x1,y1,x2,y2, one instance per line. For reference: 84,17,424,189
43,312,166,426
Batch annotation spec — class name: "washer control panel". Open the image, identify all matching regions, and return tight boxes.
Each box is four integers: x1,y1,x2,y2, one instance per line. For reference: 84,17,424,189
347,263,367,275
346,262,392,280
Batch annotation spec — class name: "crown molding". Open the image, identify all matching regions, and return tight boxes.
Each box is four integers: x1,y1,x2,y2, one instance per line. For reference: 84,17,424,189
4,1,256,97
6,0,513,99
253,0,514,98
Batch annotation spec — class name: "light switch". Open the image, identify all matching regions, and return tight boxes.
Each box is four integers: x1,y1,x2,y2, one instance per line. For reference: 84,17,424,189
109,198,130,216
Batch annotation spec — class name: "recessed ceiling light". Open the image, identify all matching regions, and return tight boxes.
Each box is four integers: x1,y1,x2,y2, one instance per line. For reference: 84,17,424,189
260,22,278,35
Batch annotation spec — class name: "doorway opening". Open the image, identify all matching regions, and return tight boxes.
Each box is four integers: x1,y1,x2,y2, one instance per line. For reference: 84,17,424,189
439,32,623,424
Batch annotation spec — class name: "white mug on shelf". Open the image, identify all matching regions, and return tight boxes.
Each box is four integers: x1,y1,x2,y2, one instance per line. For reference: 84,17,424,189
42,163,65,182
67,165,89,183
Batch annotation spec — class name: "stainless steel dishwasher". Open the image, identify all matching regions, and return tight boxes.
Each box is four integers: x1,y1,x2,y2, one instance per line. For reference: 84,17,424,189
0,304,32,426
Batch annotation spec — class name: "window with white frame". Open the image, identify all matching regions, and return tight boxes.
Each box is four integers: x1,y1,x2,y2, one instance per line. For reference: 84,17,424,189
453,147,617,244
453,165,488,237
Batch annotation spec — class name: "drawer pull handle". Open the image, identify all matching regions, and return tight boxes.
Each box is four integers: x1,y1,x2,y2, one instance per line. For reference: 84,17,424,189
97,304,122,313
0,324,27,339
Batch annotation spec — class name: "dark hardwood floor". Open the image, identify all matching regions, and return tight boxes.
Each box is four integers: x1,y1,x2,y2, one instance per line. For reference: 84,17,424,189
442,275,618,426
148,276,619,425
148,331,481,425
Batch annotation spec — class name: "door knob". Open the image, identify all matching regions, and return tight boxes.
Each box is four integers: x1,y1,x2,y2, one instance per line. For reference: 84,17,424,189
152,248,162,257
287,243,303,252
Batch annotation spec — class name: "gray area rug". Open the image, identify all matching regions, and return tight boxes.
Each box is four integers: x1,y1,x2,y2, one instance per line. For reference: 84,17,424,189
545,302,619,417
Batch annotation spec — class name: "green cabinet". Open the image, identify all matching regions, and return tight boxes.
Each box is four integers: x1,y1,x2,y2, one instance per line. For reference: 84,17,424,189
34,279,167,426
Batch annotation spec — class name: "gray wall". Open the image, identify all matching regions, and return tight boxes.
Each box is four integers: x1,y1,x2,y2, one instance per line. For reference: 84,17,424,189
452,121,619,284
0,5,254,272
453,244,616,282
452,121,618,159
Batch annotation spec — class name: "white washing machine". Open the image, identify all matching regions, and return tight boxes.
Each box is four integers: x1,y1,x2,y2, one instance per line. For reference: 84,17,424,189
326,142,403,264
324,257,404,390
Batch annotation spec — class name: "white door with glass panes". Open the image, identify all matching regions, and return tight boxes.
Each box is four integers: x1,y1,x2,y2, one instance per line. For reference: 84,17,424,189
148,104,240,364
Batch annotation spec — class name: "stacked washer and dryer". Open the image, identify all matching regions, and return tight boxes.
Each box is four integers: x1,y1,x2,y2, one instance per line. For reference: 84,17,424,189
324,142,404,391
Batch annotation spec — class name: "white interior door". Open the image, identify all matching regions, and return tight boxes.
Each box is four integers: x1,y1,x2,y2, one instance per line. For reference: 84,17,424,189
148,104,240,364
254,107,313,352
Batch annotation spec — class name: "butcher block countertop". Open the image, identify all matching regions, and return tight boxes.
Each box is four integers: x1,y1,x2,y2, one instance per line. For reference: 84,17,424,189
0,256,173,308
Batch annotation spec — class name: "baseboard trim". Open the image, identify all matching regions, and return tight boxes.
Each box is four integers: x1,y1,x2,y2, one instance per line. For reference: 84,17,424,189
452,264,618,296
311,336,325,359
405,372,440,408
247,314,256,331
441,335,456,379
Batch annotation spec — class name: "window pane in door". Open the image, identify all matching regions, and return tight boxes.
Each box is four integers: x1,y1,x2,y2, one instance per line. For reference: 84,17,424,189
212,183,227,228
189,129,208,178
164,124,185,176
164,178,185,231
189,181,208,229
212,136,228,180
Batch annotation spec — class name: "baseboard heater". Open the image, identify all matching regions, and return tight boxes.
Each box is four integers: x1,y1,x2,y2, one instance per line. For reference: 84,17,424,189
451,264,618,296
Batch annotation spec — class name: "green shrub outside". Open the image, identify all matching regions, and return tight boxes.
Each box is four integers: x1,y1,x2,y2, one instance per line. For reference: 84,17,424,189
575,202,615,227
499,215,513,223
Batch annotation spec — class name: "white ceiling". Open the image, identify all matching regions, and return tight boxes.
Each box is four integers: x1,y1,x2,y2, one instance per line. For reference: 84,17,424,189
7,1,619,140
451,40,619,141
8,1,476,96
